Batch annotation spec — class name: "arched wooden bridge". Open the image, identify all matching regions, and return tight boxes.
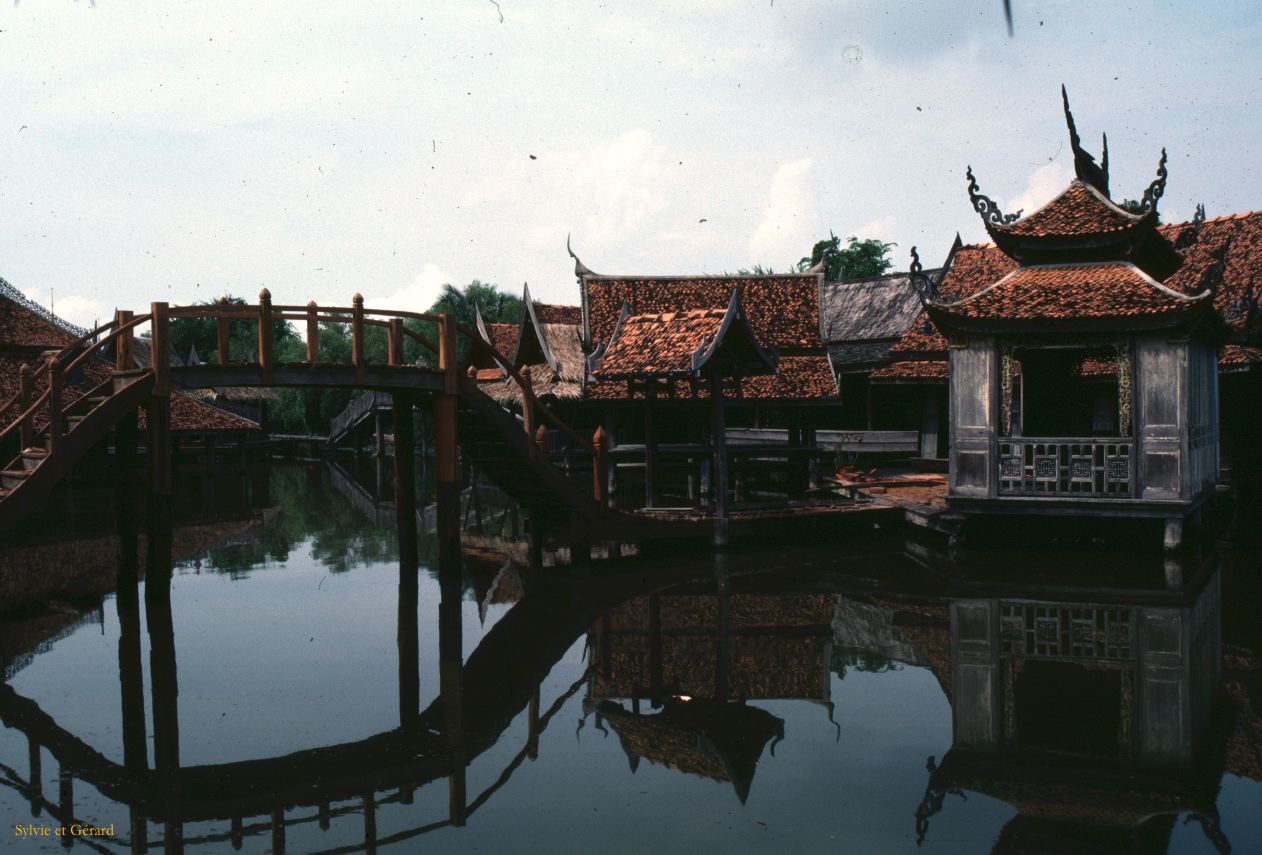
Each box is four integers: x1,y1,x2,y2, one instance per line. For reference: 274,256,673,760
0,293,695,544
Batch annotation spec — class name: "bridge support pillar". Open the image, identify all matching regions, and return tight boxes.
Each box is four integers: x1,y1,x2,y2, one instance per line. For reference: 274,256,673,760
440,573,467,826
436,316,461,571
374,410,386,459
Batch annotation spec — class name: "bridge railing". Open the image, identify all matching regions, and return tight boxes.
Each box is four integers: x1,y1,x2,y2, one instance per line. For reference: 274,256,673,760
166,293,610,508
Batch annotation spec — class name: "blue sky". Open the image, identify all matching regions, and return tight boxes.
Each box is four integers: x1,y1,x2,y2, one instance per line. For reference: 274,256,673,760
1,1,1259,328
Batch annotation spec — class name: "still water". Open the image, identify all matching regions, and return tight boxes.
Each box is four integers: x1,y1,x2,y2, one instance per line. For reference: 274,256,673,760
0,464,1259,853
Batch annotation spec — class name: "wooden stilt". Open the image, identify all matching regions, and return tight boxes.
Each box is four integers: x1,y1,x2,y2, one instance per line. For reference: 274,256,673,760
58,768,72,849
439,573,467,827
710,374,729,547
27,735,40,817
435,315,461,570
644,401,656,509
527,689,541,760
271,808,285,855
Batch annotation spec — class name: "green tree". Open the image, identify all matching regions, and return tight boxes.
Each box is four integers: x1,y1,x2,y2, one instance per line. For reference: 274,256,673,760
169,295,301,364
404,280,522,365
797,233,896,281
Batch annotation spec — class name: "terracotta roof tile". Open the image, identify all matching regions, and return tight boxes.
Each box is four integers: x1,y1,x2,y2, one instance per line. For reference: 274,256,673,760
597,309,727,376
586,354,835,401
0,297,77,349
1161,210,1262,329
532,303,581,325
997,181,1143,237
870,360,947,382
485,322,518,362
941,262,1201,321
585,275,823,351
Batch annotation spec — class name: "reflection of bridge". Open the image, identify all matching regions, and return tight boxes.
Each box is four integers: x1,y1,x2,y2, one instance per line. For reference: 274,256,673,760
0,295,702,558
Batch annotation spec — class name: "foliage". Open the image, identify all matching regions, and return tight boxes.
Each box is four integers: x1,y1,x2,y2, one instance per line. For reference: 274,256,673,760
405,280,522,366
798,232,896,281
168,296,301,365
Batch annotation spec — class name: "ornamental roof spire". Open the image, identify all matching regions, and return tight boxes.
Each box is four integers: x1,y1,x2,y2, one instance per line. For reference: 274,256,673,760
1062,84,1111,197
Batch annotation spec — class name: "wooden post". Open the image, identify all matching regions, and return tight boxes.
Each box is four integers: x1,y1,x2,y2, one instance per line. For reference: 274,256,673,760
258,288,273,383
535,424,549,457
306,301,320,363
439,573,467,827
115,309,134,371
593,426,609,508
151,302,171,397
18,364,33,449
363,793,377,852
644,401,656,509
46,357,63,455
271,808,285,855
58,768,72,849
217,296,231,364
435,314,460,568
352,293,366,382
527,689,541,760
520,365,535,440
388,318,404,366
375,410,386,459
709,374,729,547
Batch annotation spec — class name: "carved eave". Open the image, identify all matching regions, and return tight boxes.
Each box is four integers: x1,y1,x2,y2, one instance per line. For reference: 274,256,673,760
691,289,778,377
471,305,508,375
585,301,629,377
924,301,1215,338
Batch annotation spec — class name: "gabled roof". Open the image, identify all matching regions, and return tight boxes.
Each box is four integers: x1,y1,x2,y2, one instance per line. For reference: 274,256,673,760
582,271,825,351
994,181,1144,238
929,261,1210,327
820,270,940,344
591,291,776,380
533,302,581,325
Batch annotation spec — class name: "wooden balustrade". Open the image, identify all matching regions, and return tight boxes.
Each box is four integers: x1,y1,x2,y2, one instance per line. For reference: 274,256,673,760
388,318,404,366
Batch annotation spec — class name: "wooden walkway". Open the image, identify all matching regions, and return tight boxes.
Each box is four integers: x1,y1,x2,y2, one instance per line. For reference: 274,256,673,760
0,293,687,548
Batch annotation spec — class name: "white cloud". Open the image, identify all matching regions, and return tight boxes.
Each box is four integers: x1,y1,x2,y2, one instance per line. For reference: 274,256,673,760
749,158,816,265
855,215,898,241
1005,161,1075,221
570,129,670,245
365,263,451,315
22,289,106,332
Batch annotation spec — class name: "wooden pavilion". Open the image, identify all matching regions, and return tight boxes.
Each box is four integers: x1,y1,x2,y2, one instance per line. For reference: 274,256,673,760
908,90,1230,547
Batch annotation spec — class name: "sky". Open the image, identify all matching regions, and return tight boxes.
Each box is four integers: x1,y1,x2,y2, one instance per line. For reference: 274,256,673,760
1,1,1261,330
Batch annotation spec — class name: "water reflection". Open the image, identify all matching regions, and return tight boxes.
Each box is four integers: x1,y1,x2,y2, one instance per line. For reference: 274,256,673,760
0,465,1258,853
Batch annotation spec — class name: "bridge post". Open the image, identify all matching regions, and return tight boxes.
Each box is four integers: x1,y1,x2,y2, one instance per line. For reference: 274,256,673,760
388,318,404,366
115,309,134,371
258,288,274,384
306,301,320,363
394,394,421,730
18,363,33,449
46,357,63,456
375,410,386,459
535,423,549,457
439,572,467,826
435,314,461,569
217,296,231,364
58,767,72,848
352,293,366,383
271,808,285,855
26,735,40,816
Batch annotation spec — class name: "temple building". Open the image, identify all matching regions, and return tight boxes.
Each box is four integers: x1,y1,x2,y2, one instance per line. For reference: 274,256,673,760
905,90,1237,547
574,250,838,518
473,285,585,412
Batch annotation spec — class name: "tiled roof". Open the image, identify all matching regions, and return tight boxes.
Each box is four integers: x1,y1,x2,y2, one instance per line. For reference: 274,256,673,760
820,270,937,344
533,303,581,325
597,309,727,376
938,262,1204,321
586,354,835,401
1220,344,1262,372
485,322,519,362
996,180,1143,237
0,354,258,433
0,294,78,350
870,360,947,383
585,274,823,351
1161,210,1262,330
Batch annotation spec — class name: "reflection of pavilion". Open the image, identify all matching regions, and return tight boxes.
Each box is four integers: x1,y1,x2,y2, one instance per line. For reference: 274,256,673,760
583,584,838,802
917,557,1231,853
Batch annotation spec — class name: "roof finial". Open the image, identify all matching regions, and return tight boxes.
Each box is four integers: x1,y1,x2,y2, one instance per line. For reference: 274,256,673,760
566,233,594,278
1061,84,1110,196
966,166,1021,226
1139,148,1168,214
908,246,939,304
1174,203,1206,252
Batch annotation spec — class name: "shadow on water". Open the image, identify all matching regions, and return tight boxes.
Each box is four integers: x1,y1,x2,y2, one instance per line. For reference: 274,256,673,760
0,463,1259,853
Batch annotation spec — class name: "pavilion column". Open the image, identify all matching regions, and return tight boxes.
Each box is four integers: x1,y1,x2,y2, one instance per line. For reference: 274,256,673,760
374,410,386,458
435,315,461,571
643,399,656,509
714,556,731,717
709,374,729,547
147,302,173,569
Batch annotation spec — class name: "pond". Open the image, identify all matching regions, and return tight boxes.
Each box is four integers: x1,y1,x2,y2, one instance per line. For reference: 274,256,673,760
0,463,1258,854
